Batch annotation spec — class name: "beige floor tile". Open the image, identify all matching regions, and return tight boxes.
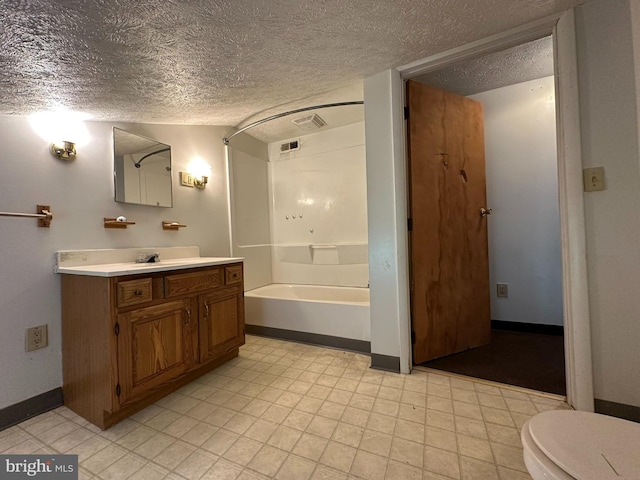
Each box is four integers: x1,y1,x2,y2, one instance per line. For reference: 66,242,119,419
11,337,571,480
311,464,349,480
318,401,347,420
491,443,527,473
98,453,145,480
247,445,288,477
359,430,393,457
460,457,499,480
341,406,371,427
223,436,262,466
425,426,457,453
332,422,364,448
366,412,396,435
268,425,303,451
424,446,461,479
385,459,423,480
457,434,494,463
319,441,356,472
399,404,426,425
273,455,315,480
486,423,521,447
307,415,339,439
133,432,175,459
349,450,388,480
155,440,196,470
390,437,424,469
292,433,329,461
480,407,514,428
394,418,425,443
82,444,128,474
174,450,219,479
201,429,239,456
497,466,533,480
201,458,243,480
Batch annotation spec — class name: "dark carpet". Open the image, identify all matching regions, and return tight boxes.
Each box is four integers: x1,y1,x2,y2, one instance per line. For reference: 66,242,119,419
420,329,566,395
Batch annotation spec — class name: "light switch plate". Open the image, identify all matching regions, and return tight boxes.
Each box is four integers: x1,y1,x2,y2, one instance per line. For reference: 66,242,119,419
180,171,194,187
583,167,605,192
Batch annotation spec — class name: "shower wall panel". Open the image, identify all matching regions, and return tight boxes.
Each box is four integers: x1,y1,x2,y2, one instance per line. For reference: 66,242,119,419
268,122,369,287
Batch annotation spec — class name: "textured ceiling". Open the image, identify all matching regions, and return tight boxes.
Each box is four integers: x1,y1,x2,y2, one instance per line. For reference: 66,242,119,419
414,36,554,96
0,0,587,141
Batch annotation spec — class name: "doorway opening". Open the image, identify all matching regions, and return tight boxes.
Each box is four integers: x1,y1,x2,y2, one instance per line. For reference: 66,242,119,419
407,35,566,395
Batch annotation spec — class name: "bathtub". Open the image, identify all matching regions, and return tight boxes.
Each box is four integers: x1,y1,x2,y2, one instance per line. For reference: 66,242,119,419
244,284,371,351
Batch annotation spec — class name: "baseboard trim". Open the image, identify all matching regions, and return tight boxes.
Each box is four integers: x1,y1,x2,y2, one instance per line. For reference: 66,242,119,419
491,320,564,336
245,325,371,354
370,354,401,373
595,399,640,423
0,388,63,431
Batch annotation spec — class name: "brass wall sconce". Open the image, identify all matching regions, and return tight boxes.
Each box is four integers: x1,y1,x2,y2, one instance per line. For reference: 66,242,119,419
51,141,77,160
194,176,208,189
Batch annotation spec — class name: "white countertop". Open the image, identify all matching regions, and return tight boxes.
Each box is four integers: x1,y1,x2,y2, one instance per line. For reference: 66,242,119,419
56,257,243,277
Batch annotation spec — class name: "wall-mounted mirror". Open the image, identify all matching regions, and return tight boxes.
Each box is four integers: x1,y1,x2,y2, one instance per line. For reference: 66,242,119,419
113,128,173,207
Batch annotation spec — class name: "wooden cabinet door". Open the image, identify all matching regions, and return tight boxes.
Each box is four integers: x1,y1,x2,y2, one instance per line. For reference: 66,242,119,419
117,299,196,405
199,286,244,364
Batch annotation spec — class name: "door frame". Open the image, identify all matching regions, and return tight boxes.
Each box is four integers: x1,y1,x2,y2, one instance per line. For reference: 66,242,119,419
396,11,594,411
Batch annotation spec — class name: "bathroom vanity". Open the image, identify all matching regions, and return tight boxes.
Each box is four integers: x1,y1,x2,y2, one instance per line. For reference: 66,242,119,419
57,248,244,429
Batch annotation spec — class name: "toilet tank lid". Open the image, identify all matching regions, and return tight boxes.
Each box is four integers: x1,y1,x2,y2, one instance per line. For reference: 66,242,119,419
529,410,640,479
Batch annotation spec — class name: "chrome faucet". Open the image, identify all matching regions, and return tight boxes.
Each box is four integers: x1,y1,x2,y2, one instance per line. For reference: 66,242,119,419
136,252,160,263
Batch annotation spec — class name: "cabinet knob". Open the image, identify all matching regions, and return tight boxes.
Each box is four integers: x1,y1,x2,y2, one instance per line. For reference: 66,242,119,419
134,290,143,296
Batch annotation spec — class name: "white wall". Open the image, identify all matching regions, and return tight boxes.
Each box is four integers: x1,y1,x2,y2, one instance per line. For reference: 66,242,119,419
228,137,273,291
470,76,563,326
0,117,231,409
268,123,369,287
575,0,640,408
364,71,412,372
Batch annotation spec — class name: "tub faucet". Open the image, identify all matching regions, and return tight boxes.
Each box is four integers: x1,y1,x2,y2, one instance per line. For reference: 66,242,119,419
136,252,160,263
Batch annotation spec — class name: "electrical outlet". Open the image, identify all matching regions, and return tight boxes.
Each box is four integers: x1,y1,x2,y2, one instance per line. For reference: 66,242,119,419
25,324,48,352
497,283,509,298
583,167,605,192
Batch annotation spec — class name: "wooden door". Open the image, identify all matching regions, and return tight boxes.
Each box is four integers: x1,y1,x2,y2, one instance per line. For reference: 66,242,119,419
117,299,196,404
199,287,245,363
407,80,491,364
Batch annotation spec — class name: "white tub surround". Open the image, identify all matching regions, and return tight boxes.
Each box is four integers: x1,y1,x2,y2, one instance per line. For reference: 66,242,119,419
55,246,243,276
245,284,370,353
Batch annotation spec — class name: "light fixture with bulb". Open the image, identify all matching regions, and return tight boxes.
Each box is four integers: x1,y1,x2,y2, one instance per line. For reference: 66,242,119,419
186,157,212,190
50,141,77,160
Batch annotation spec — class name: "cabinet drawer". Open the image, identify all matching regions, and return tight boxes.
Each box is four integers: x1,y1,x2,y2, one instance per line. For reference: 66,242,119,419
165,269,221,298
225,265,243,285
117,278,153,308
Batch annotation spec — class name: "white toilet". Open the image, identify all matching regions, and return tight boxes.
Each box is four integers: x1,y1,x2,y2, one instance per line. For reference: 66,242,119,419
521,410,640,479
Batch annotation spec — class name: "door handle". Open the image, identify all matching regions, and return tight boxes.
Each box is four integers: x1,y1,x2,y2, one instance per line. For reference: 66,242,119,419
185,306,191,326
480,207,493,217
204,302,210,318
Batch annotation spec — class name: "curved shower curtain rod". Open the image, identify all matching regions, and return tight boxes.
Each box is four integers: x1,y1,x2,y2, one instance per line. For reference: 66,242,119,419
222,101,364,145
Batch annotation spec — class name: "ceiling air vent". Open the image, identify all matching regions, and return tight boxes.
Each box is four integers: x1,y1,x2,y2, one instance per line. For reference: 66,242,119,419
292,113,327,130
280,139,300,153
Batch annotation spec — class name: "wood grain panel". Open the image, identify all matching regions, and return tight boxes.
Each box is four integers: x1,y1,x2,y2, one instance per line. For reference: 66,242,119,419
225,265,243,285
117,300,192,405
164,269,221,298
116,278,152,308
61,275,114,429
407,80,491,364
199,287,244,363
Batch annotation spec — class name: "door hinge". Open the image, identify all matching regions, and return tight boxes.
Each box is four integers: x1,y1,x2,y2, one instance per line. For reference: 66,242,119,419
407,218,413,231
411,330,416,344
114,322,120,336
404,106,409,120
115,384,121,396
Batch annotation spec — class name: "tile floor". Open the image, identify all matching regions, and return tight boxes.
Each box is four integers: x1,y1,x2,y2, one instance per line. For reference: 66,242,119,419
0,335,570,480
